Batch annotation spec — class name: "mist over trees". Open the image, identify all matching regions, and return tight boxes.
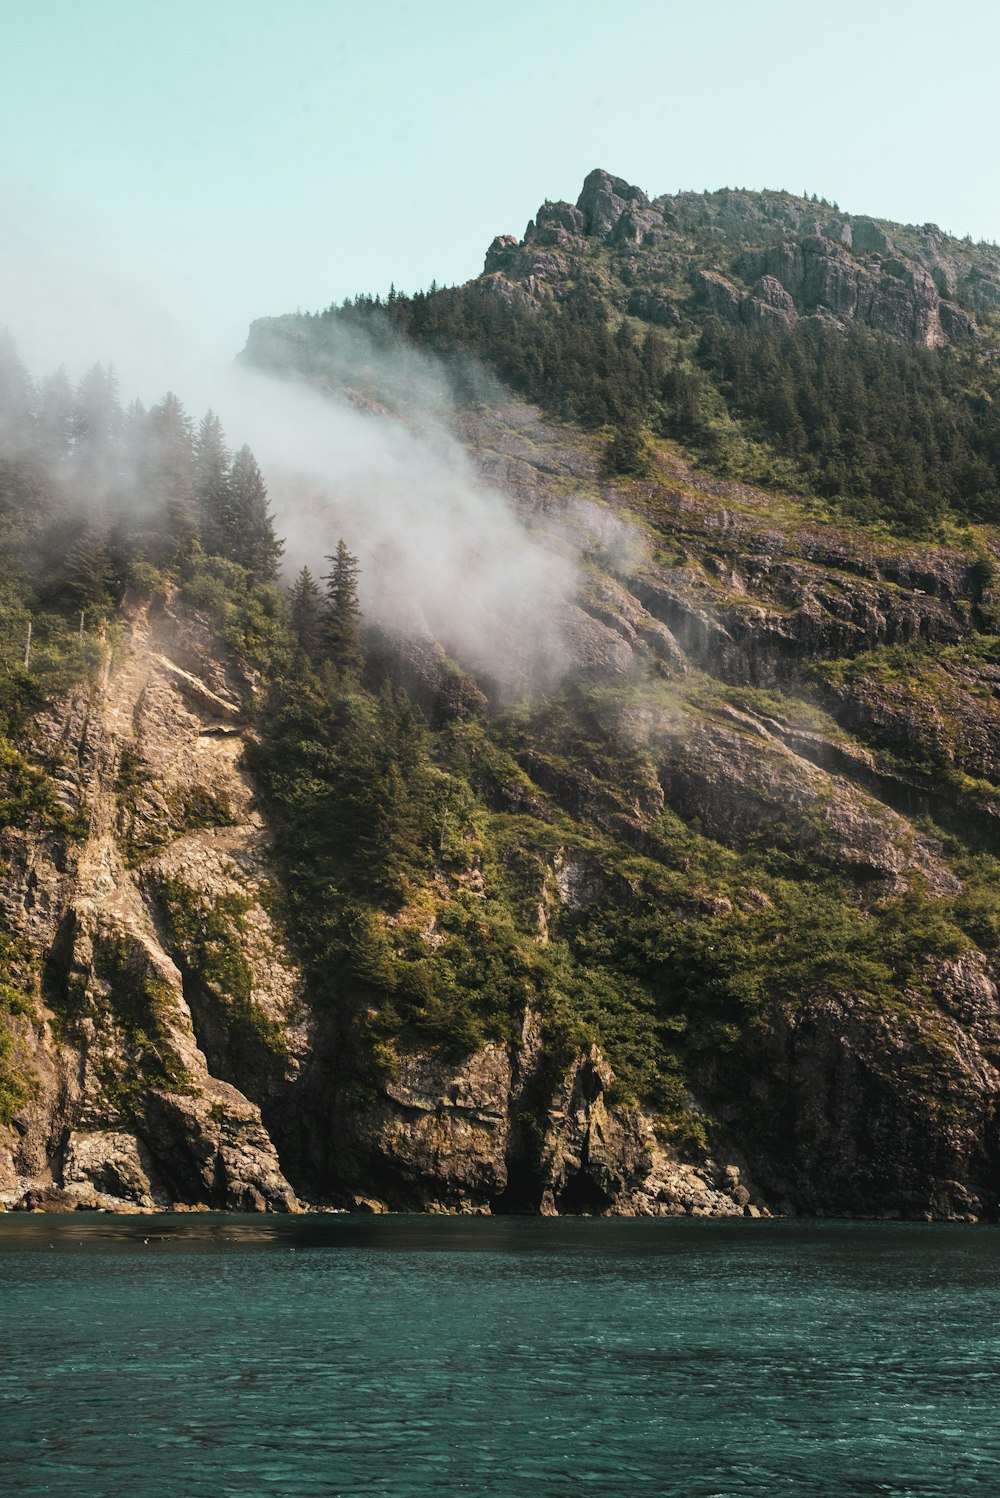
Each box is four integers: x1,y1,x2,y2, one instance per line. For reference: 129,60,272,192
312,282,1000,534
0,331,286,669
6,265,1000,1216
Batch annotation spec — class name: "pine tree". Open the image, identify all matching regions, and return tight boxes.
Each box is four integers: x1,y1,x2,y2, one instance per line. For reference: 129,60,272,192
289,566,324,657
227,444,283,579
61,527,115,609
71,363,122,507
193,411,232,558
324,539,364,676
145,392,197,564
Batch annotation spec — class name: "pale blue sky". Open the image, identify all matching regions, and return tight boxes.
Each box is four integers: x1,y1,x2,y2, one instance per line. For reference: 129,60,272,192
4,0,1000,385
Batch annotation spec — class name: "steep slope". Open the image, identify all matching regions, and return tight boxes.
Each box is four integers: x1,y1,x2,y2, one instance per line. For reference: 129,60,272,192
7,175,1000,1219
246,168,1000,533
0,595,303,1210
0,586,756,1216
5,399,1000,1217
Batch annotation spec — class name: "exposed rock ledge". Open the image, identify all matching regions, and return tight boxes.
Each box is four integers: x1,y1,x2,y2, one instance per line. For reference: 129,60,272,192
0,603,757,1219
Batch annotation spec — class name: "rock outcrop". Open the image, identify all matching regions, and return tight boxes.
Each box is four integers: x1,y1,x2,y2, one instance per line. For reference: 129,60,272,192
0,588,766,1218
481,168,992,347
6,416,1000,1220
0,598,304,1213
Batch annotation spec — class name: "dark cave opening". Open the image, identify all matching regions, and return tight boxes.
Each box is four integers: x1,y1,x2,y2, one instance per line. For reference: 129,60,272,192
556,1167,613,1215
491,1151,544,1214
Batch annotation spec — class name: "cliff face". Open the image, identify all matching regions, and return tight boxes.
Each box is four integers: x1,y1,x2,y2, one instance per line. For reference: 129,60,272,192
483,167,999,344
0,590,756,1218
7,171,1000,1220
0,598,303,1211
5,389,1000,1222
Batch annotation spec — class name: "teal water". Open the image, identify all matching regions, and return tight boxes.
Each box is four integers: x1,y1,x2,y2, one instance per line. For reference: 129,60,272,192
1,1216,998,1496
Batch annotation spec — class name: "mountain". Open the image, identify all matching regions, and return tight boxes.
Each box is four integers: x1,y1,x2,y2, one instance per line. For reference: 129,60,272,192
247,168,1000,533
5,173,1000,1220
488,167,997,341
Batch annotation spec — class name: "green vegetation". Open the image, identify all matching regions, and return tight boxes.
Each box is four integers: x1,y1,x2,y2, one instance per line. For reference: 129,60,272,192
159,878,255,1004
605,422,654,478
4,206,1000,1177
0,331,283,687
271,223,1000,535
247,638,979,1138
812,641,1000,804
88,932,192,1111
0,739,64,833
180,554,293,676
692,318,1000,530
158,877,287,1083
0,931,36,1125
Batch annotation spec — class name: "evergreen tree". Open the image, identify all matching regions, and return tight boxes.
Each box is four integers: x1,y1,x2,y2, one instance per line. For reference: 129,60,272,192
35,367,75,466
324,538,364,676
71,364,122,507
227,444,283,579
60,527,116,610
289,566,325,658
193,411,232,557
605,422,653,477
337,687,435,899
144,393,197,564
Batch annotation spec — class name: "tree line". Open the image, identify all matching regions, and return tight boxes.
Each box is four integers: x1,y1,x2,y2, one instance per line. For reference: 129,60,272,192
0,331,282,621
300,275,1000,533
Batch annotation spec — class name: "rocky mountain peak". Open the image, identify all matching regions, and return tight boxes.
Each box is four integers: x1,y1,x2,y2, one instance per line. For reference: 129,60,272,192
480,170,1000,348
576,167,653,237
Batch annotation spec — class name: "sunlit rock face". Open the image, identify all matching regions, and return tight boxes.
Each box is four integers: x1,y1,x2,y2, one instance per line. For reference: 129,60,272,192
482,168,991,348
4,377,1000,1224
7,170,1000,1223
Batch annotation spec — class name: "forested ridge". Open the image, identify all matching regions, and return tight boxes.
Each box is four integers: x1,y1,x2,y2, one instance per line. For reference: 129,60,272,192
285,294,1000,530
6,174,1000,1216
256,174,1000,535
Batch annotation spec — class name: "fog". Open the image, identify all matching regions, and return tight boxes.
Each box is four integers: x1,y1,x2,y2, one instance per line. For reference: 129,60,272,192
3,209,655,692
217,348,579,689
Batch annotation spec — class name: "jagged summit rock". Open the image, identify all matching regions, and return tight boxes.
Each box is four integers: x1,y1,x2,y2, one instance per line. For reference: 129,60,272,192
576,166,654,238
479,168,996,346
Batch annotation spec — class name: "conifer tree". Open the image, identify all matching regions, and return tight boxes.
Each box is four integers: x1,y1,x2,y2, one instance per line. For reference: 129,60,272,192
605,421,652,477
35,366,74,465
71,364,122,507
324,538,364,676
193,411,232,558
61,528,115,609
145,392,197,564
289,566,324,657
227,444,283,579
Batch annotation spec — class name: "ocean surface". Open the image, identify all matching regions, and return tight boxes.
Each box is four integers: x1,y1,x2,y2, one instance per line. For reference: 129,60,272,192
1,1215,998,1497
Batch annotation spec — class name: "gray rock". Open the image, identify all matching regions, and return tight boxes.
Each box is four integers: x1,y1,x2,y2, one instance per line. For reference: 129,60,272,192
527,200,586,245
939,300,979,341
63,1129,160,1208
577,168,650,239
694,269,744,318
852,217,892,255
